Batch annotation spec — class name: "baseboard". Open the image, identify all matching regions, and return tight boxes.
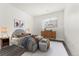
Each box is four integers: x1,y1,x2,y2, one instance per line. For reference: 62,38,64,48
63,41,72,56
51,40,72,56
51,39,64,42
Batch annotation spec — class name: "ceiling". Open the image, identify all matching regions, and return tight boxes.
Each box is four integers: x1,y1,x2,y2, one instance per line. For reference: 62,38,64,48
10,3,66,16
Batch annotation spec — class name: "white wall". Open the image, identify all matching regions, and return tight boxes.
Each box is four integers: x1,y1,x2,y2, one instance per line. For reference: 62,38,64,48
0,4,8,26
33,10,64,40
0,4,33,36
64,4,79,55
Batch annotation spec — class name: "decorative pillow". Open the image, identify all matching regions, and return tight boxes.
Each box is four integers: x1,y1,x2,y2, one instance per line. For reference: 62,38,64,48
11,37,25,46
12,35,17,38
15,33,23,37
35,35,43,41
11,38,20,45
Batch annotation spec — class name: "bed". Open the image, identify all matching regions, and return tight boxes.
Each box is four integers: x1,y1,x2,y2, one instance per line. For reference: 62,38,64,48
10,29,30,46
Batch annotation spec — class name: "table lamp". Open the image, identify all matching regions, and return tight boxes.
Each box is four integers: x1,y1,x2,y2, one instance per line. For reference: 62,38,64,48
0,27,8,38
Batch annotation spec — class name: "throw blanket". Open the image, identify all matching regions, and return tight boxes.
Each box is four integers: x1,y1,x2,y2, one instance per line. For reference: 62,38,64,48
21,36,37,52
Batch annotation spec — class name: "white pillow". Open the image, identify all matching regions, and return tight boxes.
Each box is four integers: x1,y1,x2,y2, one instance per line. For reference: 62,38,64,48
35,35,43,40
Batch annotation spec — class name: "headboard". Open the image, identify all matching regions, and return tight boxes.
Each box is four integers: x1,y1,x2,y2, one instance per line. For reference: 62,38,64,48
12,29,26,37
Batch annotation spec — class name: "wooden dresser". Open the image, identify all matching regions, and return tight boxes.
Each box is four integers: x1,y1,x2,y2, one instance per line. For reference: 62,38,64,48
41,31,56,40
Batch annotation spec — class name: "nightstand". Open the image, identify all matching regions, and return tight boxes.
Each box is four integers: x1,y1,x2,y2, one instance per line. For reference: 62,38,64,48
0,37,9,49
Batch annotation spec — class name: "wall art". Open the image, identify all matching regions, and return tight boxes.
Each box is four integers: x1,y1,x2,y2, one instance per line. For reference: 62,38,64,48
14,17,24,28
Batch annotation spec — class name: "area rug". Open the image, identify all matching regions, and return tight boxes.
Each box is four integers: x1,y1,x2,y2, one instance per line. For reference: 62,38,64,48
0,45,26,56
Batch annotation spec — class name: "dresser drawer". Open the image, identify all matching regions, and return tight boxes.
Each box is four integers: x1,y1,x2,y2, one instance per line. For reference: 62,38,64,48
41,31,56,40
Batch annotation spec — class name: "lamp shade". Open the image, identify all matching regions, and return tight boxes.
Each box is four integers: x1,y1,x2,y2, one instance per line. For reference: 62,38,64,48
0,27,7,33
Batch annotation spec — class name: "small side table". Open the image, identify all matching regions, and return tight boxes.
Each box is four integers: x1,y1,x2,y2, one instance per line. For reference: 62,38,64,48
0,37,9,49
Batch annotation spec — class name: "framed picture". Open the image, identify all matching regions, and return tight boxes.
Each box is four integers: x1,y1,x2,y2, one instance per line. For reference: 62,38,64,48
41,17,57,31
14,17,24,28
